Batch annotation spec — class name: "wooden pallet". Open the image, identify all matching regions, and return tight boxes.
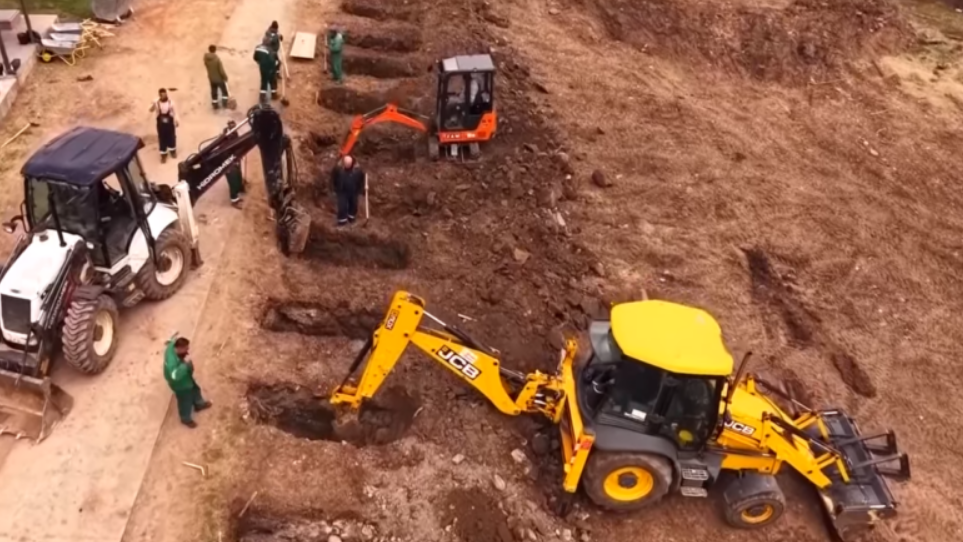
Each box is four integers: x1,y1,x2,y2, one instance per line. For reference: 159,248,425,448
289,31,317,60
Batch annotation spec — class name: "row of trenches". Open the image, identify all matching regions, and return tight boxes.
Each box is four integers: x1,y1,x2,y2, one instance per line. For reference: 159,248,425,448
317,0,429,116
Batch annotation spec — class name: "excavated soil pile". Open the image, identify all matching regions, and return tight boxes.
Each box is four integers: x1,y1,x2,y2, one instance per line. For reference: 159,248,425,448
341,0,420,21
246,383,420,446
581,0,913,83
441,489,514,542
236,512,389,542
343,23,423,52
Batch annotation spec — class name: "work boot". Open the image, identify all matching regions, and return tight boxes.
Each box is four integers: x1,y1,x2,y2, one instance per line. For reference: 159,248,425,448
231,200,243,209
170,150,178,159
196,400,213,411
182,420,197,428
161,154,167,164
213,103,220,111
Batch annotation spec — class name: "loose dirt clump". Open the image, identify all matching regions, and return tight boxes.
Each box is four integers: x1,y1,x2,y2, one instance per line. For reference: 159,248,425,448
581,0,913,84
341,0,421,22
236,511,392,542
302,228,411,270
344,23,423,52
246,383,420,446
441,488,514,542
259,299,381,340
342,50,419,79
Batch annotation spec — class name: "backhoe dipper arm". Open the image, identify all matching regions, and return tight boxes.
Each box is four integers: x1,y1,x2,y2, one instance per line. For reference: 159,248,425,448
330,291,570,421
175,104,310,255
340,104,429,156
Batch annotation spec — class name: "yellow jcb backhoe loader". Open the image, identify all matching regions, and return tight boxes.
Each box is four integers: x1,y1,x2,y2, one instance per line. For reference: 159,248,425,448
331,291,910,539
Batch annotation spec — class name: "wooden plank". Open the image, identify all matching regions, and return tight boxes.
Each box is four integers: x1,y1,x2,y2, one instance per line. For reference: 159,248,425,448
289,31,317,60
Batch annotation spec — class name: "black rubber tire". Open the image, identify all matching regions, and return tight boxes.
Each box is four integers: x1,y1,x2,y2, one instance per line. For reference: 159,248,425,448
135,226,192,301
723,474,787,529
582,452,674,512
62,294,119,375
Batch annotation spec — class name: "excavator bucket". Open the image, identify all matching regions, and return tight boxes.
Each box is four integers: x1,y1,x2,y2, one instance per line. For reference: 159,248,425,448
281,203,311,255
0,370,73,443
809,411,910,540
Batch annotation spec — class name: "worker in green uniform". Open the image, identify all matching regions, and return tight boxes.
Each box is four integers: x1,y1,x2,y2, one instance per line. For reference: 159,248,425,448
327,28,344,84
253,35,279,102
164,337,212,428
203,44,230,110
224,120,246,208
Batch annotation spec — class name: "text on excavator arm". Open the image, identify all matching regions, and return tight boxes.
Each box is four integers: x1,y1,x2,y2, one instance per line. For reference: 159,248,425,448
330,290,573,423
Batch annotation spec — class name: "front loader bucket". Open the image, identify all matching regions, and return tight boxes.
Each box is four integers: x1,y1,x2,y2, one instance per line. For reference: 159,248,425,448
278,203,311,256
811,410,910,541
0,370,73,443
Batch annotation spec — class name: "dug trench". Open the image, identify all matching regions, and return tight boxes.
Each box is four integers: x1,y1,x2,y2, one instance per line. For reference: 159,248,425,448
234,510,387,542
300,226,411,270
259,299,381,340
246,383,420,446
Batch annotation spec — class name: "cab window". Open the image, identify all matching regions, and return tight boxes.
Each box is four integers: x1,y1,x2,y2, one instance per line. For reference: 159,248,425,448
598,362,664,424
659,376,719,449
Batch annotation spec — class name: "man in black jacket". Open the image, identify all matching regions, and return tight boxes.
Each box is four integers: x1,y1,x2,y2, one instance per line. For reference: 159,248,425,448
330,155,365,226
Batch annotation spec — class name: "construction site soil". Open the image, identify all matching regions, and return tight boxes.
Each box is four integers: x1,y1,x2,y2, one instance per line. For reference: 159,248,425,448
193,0,963,541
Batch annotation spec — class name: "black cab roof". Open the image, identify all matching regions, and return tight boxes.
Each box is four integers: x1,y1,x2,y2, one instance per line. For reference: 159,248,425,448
21,127,144,186
440,54,495,74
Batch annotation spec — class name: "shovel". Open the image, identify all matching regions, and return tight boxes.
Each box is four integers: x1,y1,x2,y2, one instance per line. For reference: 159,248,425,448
362,173,370,228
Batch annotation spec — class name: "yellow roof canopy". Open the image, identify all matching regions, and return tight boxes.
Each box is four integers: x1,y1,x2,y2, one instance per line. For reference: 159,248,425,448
610,300,734,376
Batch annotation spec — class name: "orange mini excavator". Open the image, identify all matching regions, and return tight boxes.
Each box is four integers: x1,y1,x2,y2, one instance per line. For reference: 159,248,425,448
339,54,497,160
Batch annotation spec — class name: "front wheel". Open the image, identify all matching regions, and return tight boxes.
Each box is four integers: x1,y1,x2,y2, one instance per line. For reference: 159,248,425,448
62,294,119,374
722,473,786,529
582,452,673,511
135,226,192,301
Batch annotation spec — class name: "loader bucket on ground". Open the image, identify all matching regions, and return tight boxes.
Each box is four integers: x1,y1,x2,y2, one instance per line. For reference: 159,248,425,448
811,410,910,540
0,370,73,443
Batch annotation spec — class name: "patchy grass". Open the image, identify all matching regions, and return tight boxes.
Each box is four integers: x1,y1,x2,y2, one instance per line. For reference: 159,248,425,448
0,0,91,18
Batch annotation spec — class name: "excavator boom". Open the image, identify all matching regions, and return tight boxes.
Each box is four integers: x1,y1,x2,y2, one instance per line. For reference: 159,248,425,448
339,104,430,157
331,291,570,421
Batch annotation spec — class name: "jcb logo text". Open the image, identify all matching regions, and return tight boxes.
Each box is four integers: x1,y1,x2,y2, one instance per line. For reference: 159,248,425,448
439,345,481,380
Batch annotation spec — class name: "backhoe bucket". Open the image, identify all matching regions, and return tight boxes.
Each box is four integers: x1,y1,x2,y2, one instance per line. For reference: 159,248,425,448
812,410,910,540
0,370,73,443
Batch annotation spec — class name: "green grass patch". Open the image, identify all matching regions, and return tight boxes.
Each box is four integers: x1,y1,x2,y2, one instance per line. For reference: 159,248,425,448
0,0,91,18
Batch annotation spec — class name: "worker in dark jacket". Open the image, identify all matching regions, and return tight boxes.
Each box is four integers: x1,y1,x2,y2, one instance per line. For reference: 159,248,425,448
330,155,365,226
253,36,279,102
163,337,212,428
265,21,283,91
204,45,230,110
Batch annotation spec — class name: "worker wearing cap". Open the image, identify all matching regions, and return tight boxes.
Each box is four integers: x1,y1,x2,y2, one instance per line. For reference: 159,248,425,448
330,155,365,226
265,21,283,92
204,44,230,110
148,88,178,163
224,120,246,208
253,35,279,102
327,28,345,84
163,337,212,428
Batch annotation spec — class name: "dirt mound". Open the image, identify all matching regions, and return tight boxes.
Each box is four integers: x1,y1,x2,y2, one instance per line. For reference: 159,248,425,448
302,227,411,270
584,0,913,83
246,383,420,446
341,0,421,21
317,80,428,115
343,49,420,79
343,23,423,52
236,512,386,542
441,489,514,542
259,299,381,340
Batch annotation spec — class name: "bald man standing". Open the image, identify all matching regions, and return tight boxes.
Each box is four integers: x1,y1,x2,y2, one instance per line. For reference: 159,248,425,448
330,155,366,226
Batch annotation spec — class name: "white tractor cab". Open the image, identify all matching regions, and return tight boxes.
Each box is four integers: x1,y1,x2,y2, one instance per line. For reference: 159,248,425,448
0,126,199,394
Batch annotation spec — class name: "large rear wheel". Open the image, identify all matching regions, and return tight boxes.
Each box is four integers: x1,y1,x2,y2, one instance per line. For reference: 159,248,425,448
582,452,674,511
62,294,119,374
136,226,192,301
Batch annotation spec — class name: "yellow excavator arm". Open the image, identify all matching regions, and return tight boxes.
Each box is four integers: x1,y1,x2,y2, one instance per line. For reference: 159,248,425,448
330,291,574,423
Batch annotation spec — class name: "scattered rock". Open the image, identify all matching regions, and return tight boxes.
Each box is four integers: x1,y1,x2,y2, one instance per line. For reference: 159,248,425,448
562,175,580,200
534,81,550,94
595,126,606,135
513,248,531,264
531,432,552,455
493,474,507,491
580,533,591,542
511,448,528,464
591,261,606,277
523,142,539,153
76,74,94,82
452,453,466,465
553,212,566,228
549,7,561,15
869,148,879,157
526,528,538,541
361,525,375,540
561,529,573,542
590,169,610,188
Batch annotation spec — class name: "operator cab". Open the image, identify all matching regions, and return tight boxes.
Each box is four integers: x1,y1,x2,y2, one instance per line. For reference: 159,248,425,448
436,54,496,133
578,300,733,451
16,127,157,269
